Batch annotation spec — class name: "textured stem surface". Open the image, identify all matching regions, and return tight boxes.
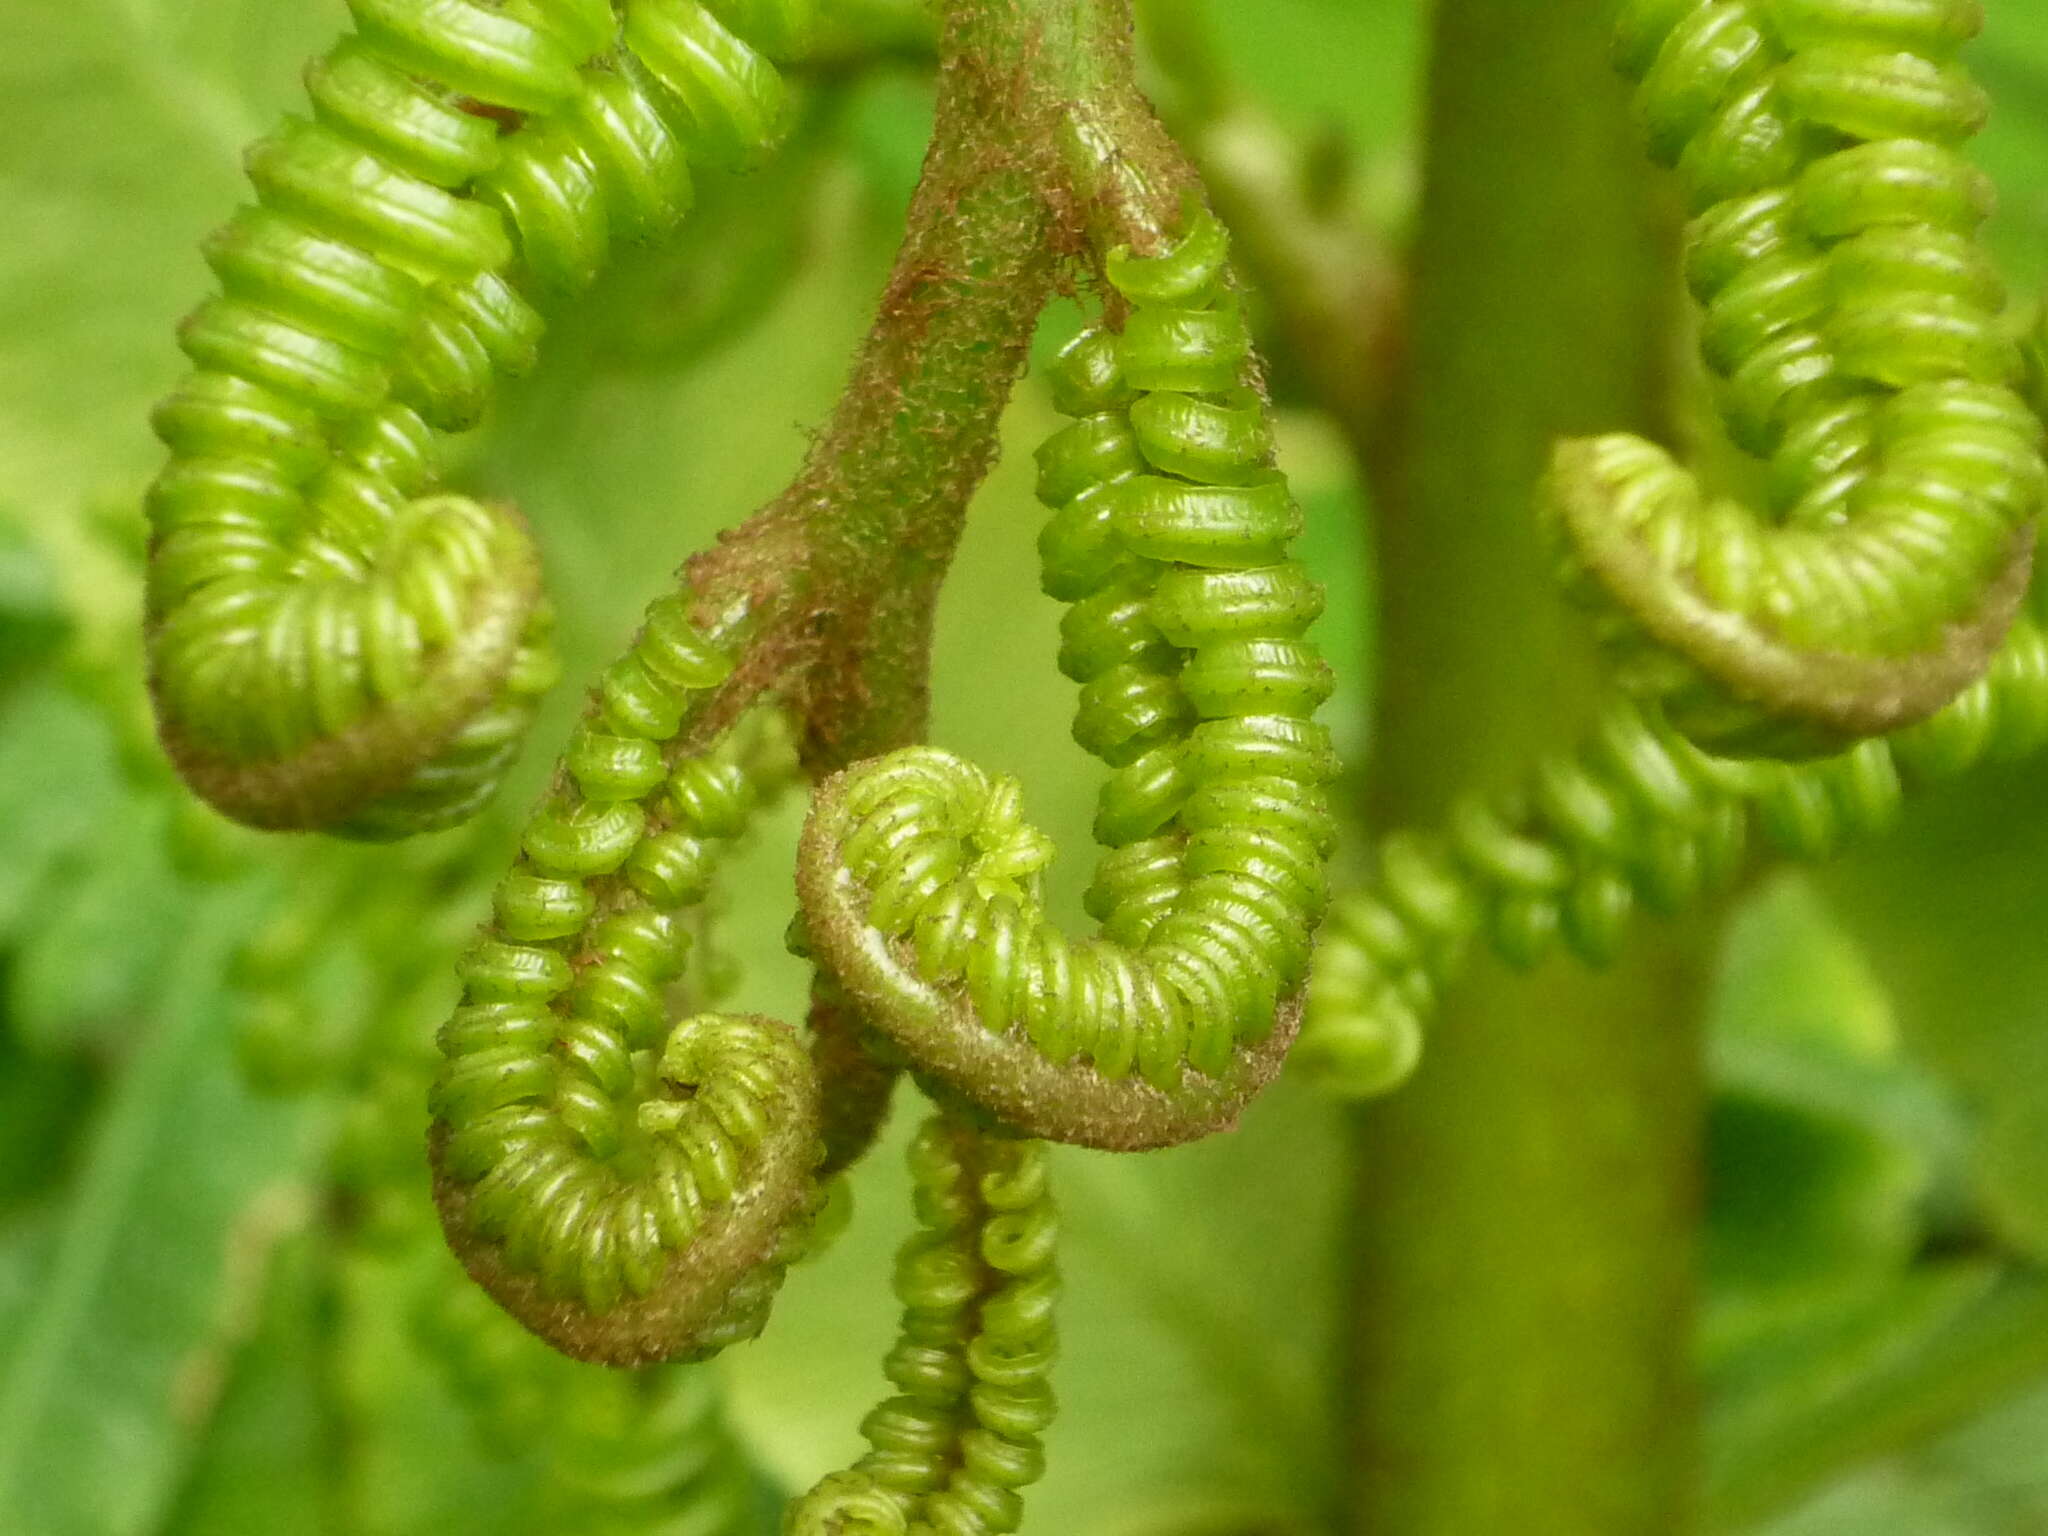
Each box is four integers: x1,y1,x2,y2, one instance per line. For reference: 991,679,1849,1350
1339,3,1711,1534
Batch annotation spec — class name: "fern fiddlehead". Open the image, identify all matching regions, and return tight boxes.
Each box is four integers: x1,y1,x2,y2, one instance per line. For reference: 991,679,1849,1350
1547,0,2043,757
797,206,1337,1148
146,0,798,837
429,597,830,1364
788,1113,1058,1536
146,0,1322,1520
1300,599,2048,1096
1292,0,2048,1096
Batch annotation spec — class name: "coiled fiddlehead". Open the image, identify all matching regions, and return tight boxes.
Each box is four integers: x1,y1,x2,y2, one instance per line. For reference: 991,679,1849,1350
1299,601,2048,1096
1546,0,2044,757
430,593,828,1364
788,1113,1058,1536
146,0,798,837
796,205,1337,1148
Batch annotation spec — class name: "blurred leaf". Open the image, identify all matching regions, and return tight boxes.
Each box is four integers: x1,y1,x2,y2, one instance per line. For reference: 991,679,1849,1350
1819,758,2048,1267
1192,0,1422,160
841,67,939,228
0,1025,97,1213
1762,1470,1986,1536
1287,450,1374,769
0,516,68,686
1977,9,2048,293
1728,1274,2048,1534
0,0,329,533
1695,877,2048,1531
1759,1376,2048,1535
1714,873,1897,1059
0,882,328,1536
1706,1089,1922,1305
0,1207,61,1381
1703,876,1966,1344
335,1236,557,1536
10,793,187,1056
160,1233,335,1536
0,680,129,942
1036,1080,1344,1535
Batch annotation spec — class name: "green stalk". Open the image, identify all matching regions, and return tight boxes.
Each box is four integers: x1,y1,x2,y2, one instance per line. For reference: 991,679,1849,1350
1339,3,1713,1533
736,0,1182,770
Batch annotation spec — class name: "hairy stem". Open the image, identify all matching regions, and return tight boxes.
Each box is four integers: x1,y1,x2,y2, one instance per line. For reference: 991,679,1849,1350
1339,3,1713,1533
756,0,1195,767
787,7,1059,766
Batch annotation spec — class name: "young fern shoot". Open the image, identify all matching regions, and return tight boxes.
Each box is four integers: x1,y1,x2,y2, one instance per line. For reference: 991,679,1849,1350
144,0,795,836
1548,0,2042,757
799,208,1336,1148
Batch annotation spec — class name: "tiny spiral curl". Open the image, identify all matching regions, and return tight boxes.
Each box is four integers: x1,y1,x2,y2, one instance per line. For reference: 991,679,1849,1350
147,0,802,837
1299,604,2048,1096
1545,0,2043,758
786,1115,1058,1536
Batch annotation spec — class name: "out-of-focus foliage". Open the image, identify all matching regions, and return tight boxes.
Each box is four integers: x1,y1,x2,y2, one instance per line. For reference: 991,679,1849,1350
3,2,2048,1534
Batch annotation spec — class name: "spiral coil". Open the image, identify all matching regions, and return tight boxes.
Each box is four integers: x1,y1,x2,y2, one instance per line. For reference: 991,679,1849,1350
796,205,1337,1149
428,590,829,1364
1300,606,2048,1096
1544,0,2043,758
788,1115,1058,1536
146,0,800,837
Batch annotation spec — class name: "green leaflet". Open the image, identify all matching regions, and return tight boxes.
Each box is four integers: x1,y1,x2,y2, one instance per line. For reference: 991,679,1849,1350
1721,1272,2048,1533
9,793,189,1056
0,0,328,527
158,1234,336,1536
1697,872,2048,1532
0,682,130,941
1819,754,2048,1266
1705,873,1964,1316
0,879,328,1536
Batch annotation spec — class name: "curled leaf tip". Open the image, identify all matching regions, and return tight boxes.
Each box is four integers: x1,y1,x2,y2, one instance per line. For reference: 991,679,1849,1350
145,0,795,838
1552,0,2044,759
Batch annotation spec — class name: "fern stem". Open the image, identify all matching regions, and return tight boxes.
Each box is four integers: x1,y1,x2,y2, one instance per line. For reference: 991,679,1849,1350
1338,2,1715,1532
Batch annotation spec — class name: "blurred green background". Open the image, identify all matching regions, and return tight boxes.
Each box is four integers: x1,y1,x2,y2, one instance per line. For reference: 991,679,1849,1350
7,2,2048,1533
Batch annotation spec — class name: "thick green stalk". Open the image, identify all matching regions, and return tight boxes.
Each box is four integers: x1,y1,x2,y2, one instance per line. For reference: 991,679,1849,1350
773,0,1183,769
1340,4,1712,1534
